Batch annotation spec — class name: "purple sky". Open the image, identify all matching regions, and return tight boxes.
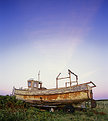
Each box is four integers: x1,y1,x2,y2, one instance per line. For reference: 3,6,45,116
0,0,108,99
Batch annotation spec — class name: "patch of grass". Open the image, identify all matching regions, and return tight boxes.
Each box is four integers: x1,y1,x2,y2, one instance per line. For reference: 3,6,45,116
0,95,108,121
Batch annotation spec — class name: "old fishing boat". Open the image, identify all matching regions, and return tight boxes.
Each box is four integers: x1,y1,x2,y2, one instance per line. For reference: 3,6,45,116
13,69,96,109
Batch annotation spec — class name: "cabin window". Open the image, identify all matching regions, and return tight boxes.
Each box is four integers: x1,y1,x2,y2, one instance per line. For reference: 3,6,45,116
34,82,37,87
28,82,31,87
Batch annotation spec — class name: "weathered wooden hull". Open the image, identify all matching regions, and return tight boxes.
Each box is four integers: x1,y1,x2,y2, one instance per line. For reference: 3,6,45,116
14,83,93,105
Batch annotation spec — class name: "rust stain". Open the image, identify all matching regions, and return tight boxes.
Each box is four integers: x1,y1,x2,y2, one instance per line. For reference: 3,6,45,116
23,95,27,99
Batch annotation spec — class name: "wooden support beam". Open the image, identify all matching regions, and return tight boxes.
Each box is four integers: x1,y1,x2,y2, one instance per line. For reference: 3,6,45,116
57,77,69,80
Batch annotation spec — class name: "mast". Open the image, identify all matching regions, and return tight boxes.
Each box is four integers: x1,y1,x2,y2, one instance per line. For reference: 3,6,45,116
38,70,40,81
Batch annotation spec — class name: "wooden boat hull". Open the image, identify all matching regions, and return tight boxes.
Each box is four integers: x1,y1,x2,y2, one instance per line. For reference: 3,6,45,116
14,83,93,105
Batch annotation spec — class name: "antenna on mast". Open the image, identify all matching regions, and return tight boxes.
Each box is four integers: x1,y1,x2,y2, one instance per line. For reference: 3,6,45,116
38,70,40,81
